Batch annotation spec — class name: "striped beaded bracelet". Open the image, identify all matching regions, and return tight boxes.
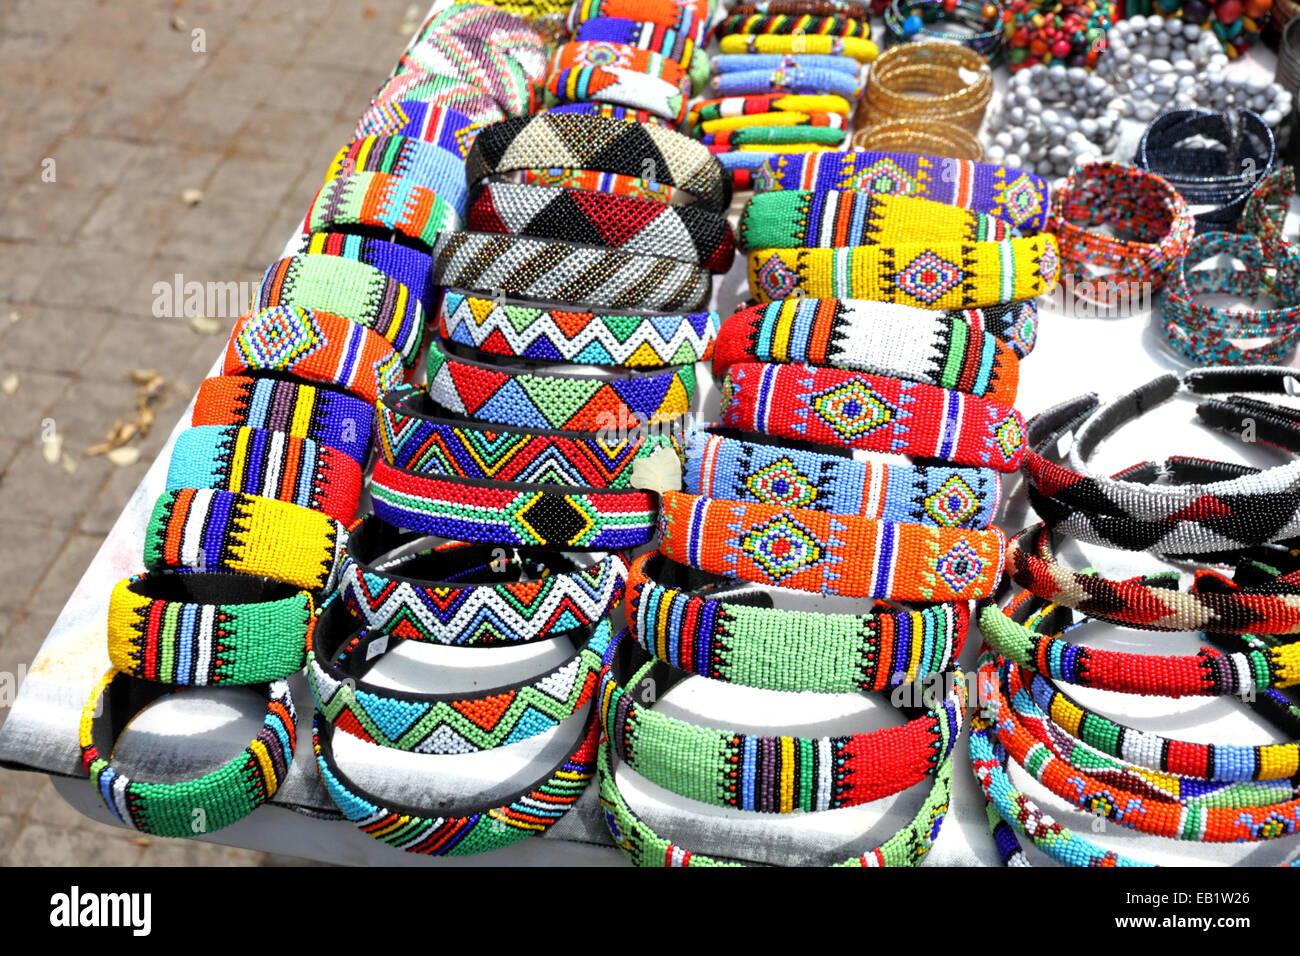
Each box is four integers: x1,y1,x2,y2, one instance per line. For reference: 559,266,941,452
567,0,711,42
256,256,424,367
370,459,658,550
377,383,668,487
341,513,627,645
504,166,680,205
720,361,1027,471
439,289,719,368
572,18,708,91
354,100,478,155
682,426,1000,526
714,298,1020,402
718,12,871,35
428,339,695,431
297,231,434,315
168,424,362,524
751,149,1049,233
747,236,1058,308
711,54,862,75
223,307,403,407
659,489,1006,600
544,65,689,126
302,171,463,251
698,111,847,136
739,189,1017,251
627,551,967,693
465,112,730,212
718,33,879,61
308,596,610,753
191,375,374,467
325,134,468,213
80,672,295,837
599,628,965,814
107,571,312,686
701,126,847,148
691,93,853,124
432,231,712,312
466,181,735,272
712,66,860,99
145,488,346,593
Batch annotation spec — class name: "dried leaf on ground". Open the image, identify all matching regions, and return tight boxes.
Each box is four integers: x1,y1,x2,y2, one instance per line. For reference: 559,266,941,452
60,453,76,474
42,434,62,465
106,446,141,467
190,315,221,334
181,187,204,206
1,374,17,396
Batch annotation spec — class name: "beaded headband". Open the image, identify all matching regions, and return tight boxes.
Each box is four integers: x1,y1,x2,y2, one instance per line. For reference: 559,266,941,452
340,514,627,645
325,134,468,213
298,231,435,315
80,672,295,837
106,571,312,686
544,65,690,126
718,33,880,62
302,170,463,251
659,489,1006,601
353,100,477,155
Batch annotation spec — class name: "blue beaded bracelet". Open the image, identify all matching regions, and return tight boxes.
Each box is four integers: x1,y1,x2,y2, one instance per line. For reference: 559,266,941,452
712,54,861,75
713,65,860,98
296,231,435,314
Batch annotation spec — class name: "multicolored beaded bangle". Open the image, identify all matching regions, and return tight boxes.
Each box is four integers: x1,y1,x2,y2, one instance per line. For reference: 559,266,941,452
313,707,600,856
466,181,735,272
751,149,1050,233
80,672,295,838
720,361,1027,471
432,231,712,312
599,630,965,813
377,383,667,487
571,18,708,91
439,288,719,368
719,11,871,36
427,339,695,431
1048,161,1196,295
191,375,374,468
682,426,1001,526
566,0,711,42
406,1,548,74
144,488,346,593
698,111,847,136
465,112,730,213
504,165,680,204
712,65,861,99
353,100,477,157
224,307,403,407
701,125,847,148
718,33,880,62
550,41,691,86
690,92,853,125
302,171,463,251
659,490,1006,600
308,597,610,754
627,551,967,693
255,256,424,367
325,134,468,214
369,70,507,126
107,571,311,686
544,65,690,126
714,298,1020,402
396,38,542,110
341,514,627,645
298,231,435,315
746,236,1059,308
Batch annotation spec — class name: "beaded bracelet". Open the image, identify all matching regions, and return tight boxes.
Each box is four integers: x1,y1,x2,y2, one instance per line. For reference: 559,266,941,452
690,93,853,125
313,706,600,856
566,0,711,43
297,231,434,315
698,111,847,137
599,629,965,813
302,171,462,251
380,57,533,122
1240,166,1295,255
550,41,691,86
145,488,346,593
701,127,847,149
719,12,872,36
465,112,730,212
191,375,374,468
223,307,403,407
711,54,862,76
504,166,679,205
325,135,468,214
168,425,362,524
81,672,295,837
659,490,1006,600
370,460,659,550
308,597,610,753
712,65,862,98
682,426,1001,526
353,100,477,156
370,71,507,126
571,17,708,91
403,4,548,88
341,514,627,645
751,149,1051,234
850,121,985,162
428,339,695,431
857,41,992,134
439,290,718,369
729,0,877,13
714,298,1020,402
432,232,712,312
627,551,967,693
883,0,1003,59
377,383,668,487
107,571,312,686
467,181,735,272
718,33,880,62
721,361,1027,471
544,65,689,126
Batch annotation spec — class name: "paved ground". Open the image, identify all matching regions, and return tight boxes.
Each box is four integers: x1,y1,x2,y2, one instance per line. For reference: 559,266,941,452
0,0,425,865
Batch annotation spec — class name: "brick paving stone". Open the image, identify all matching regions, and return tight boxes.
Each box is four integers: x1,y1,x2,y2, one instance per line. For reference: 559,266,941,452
0,370,70,443
7,822,147,866
0,521,63,613
135,838,268,866
0,304,114,374
0,814,19,859
0,766,46,818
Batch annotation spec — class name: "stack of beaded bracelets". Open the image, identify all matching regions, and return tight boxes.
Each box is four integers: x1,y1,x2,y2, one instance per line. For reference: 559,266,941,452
883,0,1004,61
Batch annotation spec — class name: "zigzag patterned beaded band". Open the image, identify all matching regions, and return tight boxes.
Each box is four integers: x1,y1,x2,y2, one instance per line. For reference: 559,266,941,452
467,181,735,271
107,571,312,686
682,427,1000,526
465,112,730,212
341,514,627,645
545,65,690,125
718,33,879,62
370,460,658,550
168,425,362,524
303,171,463,250
224,307,403,407
378,384,667,487
599,630,965,813
428,339,695,431
721,362,1027,471
80,672,295,837
439,288,718,368
714,298,1020,402
145,488,346,593
191,375,373,467
659,490,1006,600
751,150,1050,233
747,237,1058,308
627,552,967,693
354,100,477,154
298,231,435,314
326,135,468,214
